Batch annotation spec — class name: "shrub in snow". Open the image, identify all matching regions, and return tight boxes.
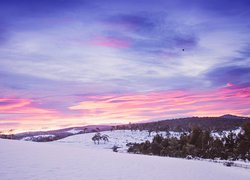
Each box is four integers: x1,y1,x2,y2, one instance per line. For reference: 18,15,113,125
92,133,102,144
112,145,121,152
223,162,234,167
186,155,193,160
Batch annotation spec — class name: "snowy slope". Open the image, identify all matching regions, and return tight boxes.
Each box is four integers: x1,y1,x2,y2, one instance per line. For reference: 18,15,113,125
1,138,250,180
55,130,181,152
55,129,242,152
55,130,250,165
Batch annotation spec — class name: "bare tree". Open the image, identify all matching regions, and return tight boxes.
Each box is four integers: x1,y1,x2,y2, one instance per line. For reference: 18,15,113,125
148,129,153,137
83,127,88,134
9,129,15,139
92,133,109,144
101,134,109,143
92,133,101,144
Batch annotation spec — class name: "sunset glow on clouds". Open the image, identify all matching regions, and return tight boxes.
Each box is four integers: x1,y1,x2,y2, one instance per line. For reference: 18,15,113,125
0,0,250,133
1,85,249,133
70,86,250,121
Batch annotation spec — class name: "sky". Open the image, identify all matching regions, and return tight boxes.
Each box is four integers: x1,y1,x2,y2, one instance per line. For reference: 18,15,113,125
0,0,250,133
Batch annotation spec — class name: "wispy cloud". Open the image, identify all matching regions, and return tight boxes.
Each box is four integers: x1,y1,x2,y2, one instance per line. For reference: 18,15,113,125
91,36,130,48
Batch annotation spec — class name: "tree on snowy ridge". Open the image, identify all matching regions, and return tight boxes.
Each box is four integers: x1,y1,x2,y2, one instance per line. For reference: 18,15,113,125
92,133,109,144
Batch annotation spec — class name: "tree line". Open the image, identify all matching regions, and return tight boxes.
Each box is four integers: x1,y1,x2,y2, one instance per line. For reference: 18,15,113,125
127,123,250,161
115,116,250,132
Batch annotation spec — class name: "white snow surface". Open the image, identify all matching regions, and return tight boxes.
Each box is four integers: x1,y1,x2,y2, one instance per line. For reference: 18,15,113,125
21,134,56,141
1,130,250,180
55,130,180,152
66,128,83,134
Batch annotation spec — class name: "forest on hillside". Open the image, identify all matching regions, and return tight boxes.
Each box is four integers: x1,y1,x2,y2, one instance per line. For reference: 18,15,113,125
127,123,250,161
116,116,250,132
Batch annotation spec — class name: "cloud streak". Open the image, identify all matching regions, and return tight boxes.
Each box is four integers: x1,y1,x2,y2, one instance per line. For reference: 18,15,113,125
91,36,130,48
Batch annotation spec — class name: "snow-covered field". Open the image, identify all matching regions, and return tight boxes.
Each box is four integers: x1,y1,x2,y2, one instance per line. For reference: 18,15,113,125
55,130,181,152
1,130,250,180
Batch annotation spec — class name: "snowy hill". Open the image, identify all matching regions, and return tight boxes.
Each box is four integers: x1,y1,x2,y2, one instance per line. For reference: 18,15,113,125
220,114,248,119
1,138,250,180
55,129,244,152
54,130,181,152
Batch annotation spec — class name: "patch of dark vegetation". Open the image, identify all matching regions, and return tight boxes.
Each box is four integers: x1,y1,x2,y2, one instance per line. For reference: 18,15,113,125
127,123,250,161
116,115,250,132
91,132,109,144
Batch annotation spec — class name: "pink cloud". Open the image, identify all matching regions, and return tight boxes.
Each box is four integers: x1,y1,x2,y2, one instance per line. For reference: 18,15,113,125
91,36,130,48
1,86,250,133
69,86,250,123
0,98,55,114
226,82,234,87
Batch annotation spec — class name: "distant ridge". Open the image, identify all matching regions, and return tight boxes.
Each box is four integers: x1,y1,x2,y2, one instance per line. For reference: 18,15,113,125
1,114,250,141
130,114,250,132
220,114,248,119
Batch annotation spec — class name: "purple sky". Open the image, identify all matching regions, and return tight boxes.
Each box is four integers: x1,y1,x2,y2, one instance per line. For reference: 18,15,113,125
0,0,250,133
